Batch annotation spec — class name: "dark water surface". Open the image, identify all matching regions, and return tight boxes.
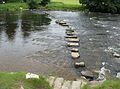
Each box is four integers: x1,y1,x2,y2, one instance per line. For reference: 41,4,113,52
0,11,120,79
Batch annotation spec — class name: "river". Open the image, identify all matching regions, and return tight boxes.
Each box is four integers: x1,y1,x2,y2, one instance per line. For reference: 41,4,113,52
0,10,120,79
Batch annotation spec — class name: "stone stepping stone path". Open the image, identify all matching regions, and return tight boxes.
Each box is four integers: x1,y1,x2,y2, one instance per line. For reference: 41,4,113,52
71,52,80,59
48,76,87,89
66,38,79,42
67,42,79,47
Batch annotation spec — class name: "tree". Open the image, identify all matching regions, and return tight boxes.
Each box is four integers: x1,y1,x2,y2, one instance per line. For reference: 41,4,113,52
80,0,120,13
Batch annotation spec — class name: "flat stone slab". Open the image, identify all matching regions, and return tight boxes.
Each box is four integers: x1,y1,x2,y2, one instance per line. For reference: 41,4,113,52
65,36,78,39
71,81,81,89
48,76,56,87
71,48,79,52
61,80,71,89
54,78,64,89
66,29,75,32
66,38,79,42
71,52,80,59
74,62,85,68
67,42,79,47
66,32,76,36
56,20,66,24
81,70,94,79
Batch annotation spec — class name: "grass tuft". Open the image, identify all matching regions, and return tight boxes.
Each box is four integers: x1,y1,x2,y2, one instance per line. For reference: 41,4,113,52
0,72,52,89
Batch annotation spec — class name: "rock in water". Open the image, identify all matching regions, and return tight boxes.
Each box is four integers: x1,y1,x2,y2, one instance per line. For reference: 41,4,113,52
67,42,79,47
116,72,120,78
113,52,120,58
71,48,79,52
74,62,85,68
71,52,80,59
81,70,94,79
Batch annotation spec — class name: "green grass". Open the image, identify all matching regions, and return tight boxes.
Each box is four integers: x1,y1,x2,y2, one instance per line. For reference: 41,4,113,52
0,72,52,89
82,79,120,89
46,0,85,11
0,3,28,11
51,0,80,5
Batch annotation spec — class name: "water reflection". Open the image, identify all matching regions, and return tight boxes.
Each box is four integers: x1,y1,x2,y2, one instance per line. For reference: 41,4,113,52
0,11,51,41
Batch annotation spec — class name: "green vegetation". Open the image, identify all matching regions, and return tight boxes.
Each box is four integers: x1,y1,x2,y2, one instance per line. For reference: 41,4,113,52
0,3,28,11
0,72,52,89
82,79,120,89
80,0,120,13
47,0,85,11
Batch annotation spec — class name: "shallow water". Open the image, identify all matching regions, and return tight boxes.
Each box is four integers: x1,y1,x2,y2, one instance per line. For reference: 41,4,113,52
0,11,120,79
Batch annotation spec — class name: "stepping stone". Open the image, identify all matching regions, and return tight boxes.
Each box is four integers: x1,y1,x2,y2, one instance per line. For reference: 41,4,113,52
74,62,85,68
61,80,71,89
67,42,79,47
66,29,75,32
71,48,79,52
65,36,78,39
71,52,80,59
71,81,81,89
54,78,64,89
81,70,94,79
66,32,76,35
66,38,79,42
48,76,56,87
113,52,120,58
61,23,69,26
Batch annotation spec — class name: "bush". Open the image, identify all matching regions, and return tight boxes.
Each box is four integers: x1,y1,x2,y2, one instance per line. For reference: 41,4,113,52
5,0,23,3
80,0,120,13
40,0,50,6
27,0,38,9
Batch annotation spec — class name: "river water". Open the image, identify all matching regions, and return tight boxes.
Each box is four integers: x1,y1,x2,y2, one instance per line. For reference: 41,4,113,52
0,11,120,79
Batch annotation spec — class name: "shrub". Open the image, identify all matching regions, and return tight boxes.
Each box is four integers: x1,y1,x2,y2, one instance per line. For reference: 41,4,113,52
40,0,50,6
27,0,38,9
80,0,120,13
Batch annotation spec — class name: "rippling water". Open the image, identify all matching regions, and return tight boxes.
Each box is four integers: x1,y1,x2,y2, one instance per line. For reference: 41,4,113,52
0,11,120,79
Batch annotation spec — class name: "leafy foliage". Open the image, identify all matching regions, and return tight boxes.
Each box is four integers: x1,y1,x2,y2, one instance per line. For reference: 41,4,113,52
40,0,50,6
80,0,120,13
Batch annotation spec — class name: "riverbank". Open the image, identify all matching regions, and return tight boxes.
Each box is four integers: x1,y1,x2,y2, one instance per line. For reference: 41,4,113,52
0,72,52,89
0,0,85,11
0,3,28,11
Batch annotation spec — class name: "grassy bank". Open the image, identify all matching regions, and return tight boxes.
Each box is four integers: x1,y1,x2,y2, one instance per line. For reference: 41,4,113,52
82,79,120,89
0,72,52,89
0,3,28,11
47,0,85,11
0,0,84,11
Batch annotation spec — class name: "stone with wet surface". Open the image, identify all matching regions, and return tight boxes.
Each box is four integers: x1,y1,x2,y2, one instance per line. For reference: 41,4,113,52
67,42,79,47
66,38,79,42
81,70,94,79
71,52,80,59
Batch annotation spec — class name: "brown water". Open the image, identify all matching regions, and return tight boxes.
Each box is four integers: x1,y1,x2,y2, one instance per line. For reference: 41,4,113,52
0,10,120,79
